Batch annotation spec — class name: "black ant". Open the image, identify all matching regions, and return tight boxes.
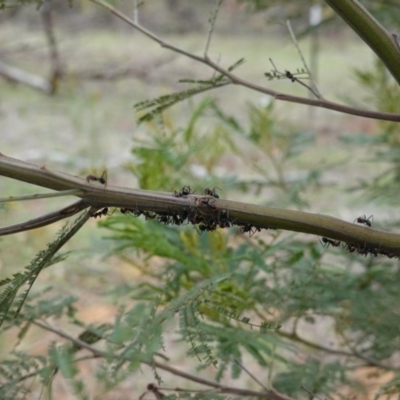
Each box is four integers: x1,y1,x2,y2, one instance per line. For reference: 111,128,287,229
218,210,231,229
345,243,357,253
120,207,142,217
86,171,107,185
171,214,186,226
321,237,341,248
142,211,157,220
285,70,296,82
354,215,373,227
157,213,172,224
199,196,217,210
173,185,195,197
92,207,109,219
241,224,261,237
204,187,220,199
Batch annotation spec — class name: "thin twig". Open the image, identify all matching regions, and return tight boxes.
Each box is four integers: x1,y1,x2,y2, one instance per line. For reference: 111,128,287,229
301,385,325,400
268,58,320,99
32,320,294,400
278,329,398,371
133,0,139,24
41,0,62,94
204,0,223,57
0,200,90,236
286,20,322,99
0,189,84,203
234,358,269,391
90,0,400,122
392,33,400,54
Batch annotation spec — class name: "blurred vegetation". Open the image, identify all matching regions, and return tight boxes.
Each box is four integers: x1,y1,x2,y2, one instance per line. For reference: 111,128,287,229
1,1,400,399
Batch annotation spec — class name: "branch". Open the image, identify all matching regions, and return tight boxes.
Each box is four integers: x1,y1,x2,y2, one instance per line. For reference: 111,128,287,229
90,0,400,123
32,319,294,400
324,0,400,87
1,153,400,258
0,200,89,236
278,329,398,371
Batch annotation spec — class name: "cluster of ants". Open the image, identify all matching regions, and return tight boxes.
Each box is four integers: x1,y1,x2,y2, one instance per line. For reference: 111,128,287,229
321,215,398,259
87,175,397,257
89,184,264,237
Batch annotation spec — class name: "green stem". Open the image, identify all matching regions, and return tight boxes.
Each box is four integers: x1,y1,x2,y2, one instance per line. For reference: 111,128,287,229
324,0,400,86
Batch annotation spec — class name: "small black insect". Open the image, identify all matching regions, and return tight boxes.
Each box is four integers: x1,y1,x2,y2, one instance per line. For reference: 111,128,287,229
173,185,195,197
321,237,341,248
92,207,109,219
354,215,373,227
285,70,296,82
157,213,171,225
121,207,142,217
345,243,357,253
86,171,107,185
241,224,261,237
199,196,218,210
204,187,220,198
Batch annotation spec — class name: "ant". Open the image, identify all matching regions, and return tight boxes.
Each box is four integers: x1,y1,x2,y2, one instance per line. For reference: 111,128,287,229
120,207,142,217
173,185,195,197
345,243,357,253
354,215,373,227
241,224,261,237
198,196,217,210
218,210,231,229
321,237,341,248
285,70,296,82
92,207,109,219
86,171,107,185
204,187,220,199
157,213,172,225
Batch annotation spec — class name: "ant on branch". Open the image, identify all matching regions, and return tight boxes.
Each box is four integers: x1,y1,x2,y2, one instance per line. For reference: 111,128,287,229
203,187,220,198
173,185,195,197
86,171,107,185
120,207,142,217
354,215,373,227
285,70,296,82
321,237,341,248
241,224,261,237
91,207,109,219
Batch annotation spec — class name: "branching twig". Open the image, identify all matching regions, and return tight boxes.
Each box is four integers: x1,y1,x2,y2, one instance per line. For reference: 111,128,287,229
267,58,320,99
32,319,294,400
0,189,84,203
41,0,62,94
234,358,269,391
204,0,223,57
278,329,398,371
90,0,400,122
301,385,325,400
0,200,89,236
286,19,322,99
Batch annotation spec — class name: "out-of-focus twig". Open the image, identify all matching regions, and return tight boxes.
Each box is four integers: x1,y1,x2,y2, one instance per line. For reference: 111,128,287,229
90,0,400,122
0,61,52,93
0,200,89,236
32,319,295,400
41,0,62,94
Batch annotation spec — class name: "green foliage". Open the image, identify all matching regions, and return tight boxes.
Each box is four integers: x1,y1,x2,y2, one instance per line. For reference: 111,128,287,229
341,59,400,205
2,96,400,398
127,98,238,191
134,58,244,125
0,210,89,328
